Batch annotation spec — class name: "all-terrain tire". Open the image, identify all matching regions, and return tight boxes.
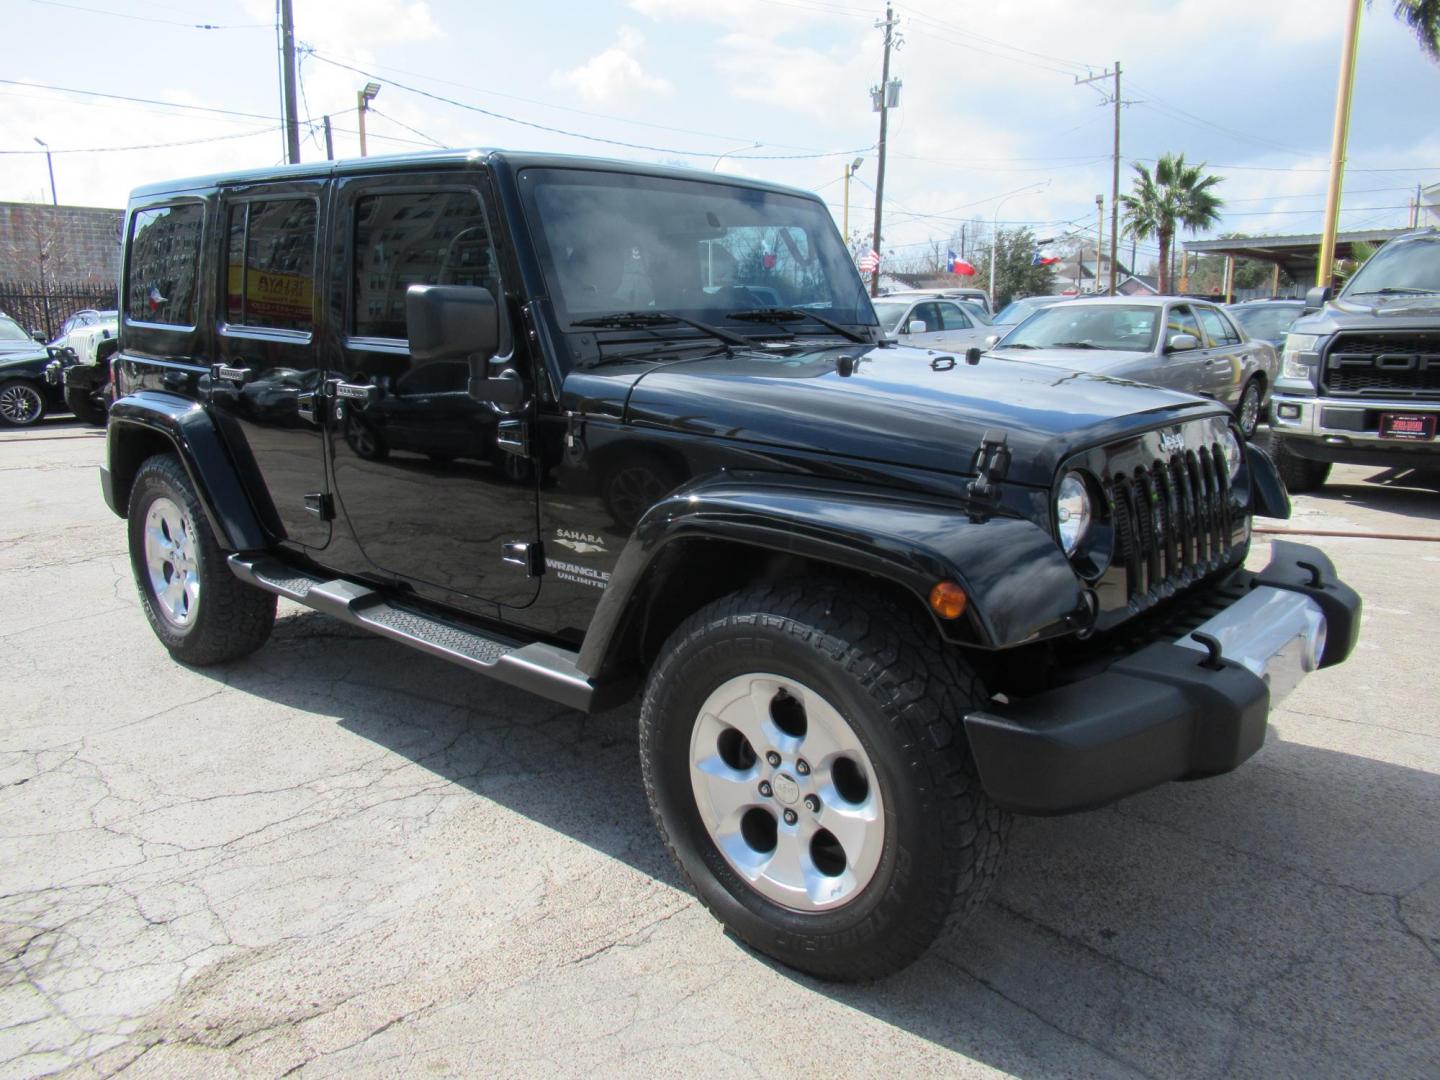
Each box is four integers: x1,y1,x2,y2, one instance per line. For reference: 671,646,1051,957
64,386,108,427
1272,438,1331,493
639,579,1008,981
127,454,277,665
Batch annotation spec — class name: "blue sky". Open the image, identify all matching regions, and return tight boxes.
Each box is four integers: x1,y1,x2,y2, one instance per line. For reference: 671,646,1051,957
3,0,1437,271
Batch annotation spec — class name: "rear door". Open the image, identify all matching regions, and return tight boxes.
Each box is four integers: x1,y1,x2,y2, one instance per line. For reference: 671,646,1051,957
1194,303,1246,405
209,182,331,551
323,170,541,613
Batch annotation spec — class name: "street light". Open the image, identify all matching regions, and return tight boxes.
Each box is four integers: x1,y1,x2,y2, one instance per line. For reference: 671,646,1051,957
843,157,864,242
712,142,761,172
988,180,1051,308
357,82,381,157
34,137,56,206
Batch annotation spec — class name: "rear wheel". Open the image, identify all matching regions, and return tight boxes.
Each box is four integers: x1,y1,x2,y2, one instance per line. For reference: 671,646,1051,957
1273,438,1331,493
640,580,1007,981
64,386,108,427
127,455,276,665
0,380,45,427
1235,378,1264,439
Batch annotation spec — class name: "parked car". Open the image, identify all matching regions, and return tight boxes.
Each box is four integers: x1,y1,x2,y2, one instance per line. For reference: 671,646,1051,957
102,150,1358,981
883,285,992,315
1226,299,1305,350
1268,228,1440,492
0,312,64,427
992,294,1073,327
871,293,992,351
46,308,120,425
986,297,1278,437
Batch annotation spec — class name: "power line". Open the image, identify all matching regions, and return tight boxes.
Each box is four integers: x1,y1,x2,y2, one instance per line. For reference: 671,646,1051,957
0,126,283,155
26,0,267,29
306,52,873,162
0,77,280,123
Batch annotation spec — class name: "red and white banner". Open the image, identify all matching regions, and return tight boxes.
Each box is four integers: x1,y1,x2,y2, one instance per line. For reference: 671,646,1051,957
857,250,880,273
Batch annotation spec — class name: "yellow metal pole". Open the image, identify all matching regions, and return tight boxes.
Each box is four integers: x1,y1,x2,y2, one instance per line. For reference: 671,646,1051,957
1317,0,1363,289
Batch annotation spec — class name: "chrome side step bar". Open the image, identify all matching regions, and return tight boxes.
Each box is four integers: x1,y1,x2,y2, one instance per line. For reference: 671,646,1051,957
228,554,614,712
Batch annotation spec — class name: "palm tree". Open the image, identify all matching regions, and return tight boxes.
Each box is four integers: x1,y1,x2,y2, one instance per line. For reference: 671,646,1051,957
1382,0,1440,60
1120,153,1224,295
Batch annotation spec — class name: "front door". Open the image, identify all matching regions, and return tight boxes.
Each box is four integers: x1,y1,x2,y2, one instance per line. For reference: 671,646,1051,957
210,182,331,551
324,171,541,613
1151,303,1213,399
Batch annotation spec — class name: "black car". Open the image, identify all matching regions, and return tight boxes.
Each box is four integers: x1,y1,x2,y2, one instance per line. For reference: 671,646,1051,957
100,150,1359,981
1225,298,1305,349
0,312,64,426
1269,229,1440,491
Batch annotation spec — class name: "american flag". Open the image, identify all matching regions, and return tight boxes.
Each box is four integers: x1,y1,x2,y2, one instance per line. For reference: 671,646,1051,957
857,249,880,273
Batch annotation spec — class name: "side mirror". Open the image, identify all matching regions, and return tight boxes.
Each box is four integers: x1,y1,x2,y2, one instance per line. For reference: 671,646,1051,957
33,331,46,343
907,319,927,334
406,284,499,364
1167,332,1200,352
1303,285,1332,314
983,333,1000,349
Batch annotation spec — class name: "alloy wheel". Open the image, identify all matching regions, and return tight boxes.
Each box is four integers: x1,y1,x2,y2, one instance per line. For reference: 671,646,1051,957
0,383,43,426
143,496,201,628
689,673,885,912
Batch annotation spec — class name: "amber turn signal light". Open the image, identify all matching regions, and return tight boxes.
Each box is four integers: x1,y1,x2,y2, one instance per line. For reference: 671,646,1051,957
928,580,968,620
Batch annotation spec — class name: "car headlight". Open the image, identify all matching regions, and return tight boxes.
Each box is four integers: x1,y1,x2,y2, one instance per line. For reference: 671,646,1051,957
1056,471,1092,556
1281,333,1321,379
1221,427,1243,481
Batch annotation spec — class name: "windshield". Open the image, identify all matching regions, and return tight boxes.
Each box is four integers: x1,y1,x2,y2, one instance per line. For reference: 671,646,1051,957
0,316,32,342
999,303,1160,352
871,301,908,332
1228,303,1301,342
1343,235,1440,296
519,168,874,340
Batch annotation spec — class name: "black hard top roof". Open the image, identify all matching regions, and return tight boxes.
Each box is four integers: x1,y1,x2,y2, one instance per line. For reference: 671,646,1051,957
128,148,819,203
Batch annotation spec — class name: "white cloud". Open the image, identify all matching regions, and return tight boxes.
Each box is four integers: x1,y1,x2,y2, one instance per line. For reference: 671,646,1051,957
551,28,672,105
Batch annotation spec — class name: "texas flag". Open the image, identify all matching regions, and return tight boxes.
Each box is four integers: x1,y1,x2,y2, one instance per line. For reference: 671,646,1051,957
947,250,976,276
1032,249,1061,266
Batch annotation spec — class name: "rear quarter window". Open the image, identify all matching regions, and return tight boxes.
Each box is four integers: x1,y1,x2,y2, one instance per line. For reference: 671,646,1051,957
125,203,204,327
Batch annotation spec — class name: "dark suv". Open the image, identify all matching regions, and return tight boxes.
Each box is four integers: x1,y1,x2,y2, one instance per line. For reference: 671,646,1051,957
1269,229,1440,490
102,151,1360,980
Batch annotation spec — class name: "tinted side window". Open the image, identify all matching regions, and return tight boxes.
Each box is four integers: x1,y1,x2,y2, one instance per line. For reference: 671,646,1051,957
126,203,204,326
352,190,499,340
224,199,317,333
1195,306,1239,347
937,302,972,330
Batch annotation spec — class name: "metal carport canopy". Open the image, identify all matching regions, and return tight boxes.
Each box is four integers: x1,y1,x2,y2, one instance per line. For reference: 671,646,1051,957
1183,227,1411,280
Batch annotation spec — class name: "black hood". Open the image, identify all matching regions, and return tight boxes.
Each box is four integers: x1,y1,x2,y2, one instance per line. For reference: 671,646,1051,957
561,342,1225,487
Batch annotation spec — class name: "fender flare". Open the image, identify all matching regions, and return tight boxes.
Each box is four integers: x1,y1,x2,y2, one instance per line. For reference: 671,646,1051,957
576,472,1085,677
105,391,270,551
1246,441,1291,520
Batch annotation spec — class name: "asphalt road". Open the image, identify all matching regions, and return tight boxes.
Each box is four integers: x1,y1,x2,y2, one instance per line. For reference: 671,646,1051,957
3,419,1437,1079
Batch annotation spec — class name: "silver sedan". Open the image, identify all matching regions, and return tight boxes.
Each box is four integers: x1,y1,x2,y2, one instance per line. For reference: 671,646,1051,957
985,296,1278,437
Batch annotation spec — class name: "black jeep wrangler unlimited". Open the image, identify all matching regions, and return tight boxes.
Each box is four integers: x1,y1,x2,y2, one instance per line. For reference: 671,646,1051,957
103,151,1360,980
1270,227,1440,491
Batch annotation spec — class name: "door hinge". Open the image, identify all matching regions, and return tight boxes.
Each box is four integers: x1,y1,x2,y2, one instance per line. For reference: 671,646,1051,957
501,540,545,577
496,419,529,457
304,492,335,521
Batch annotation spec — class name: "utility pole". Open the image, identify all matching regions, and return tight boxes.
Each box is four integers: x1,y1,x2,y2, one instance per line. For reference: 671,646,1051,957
323,116,334,161
869,3,900,297
1095,194,1104,294
279,0,301,165
1075,63,1124,295
1317,0,1363,289
1414,183,1423,228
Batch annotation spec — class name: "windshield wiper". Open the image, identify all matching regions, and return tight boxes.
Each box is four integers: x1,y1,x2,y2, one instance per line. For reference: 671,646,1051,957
1048,341,1103,350
997,342,1035,349
1350,287,1439,297
572,311,751,347
726,307,869,344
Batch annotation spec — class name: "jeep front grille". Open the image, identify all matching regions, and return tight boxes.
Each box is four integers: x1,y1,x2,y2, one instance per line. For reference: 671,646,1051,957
1109,443,1234,604
1321,332,1440,399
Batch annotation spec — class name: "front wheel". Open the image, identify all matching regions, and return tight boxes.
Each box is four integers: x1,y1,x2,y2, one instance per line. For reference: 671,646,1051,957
1272,438,1331,493
127,455,277,665
0,380,46,427
64,386,108,427
1235,378,1264,439
640,581,1008,981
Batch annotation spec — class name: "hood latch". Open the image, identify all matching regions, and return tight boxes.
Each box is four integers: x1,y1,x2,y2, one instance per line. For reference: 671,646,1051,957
968,429,1011,502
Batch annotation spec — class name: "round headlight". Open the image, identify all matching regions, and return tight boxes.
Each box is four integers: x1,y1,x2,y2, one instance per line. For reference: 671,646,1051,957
1222,428,1243,481
1056,471,1091,556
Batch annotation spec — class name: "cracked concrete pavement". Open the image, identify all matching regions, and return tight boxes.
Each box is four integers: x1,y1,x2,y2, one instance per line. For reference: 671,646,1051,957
2,419,1437,1079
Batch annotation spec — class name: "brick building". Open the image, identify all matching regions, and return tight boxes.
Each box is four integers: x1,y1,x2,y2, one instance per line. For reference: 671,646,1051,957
0,201,124,285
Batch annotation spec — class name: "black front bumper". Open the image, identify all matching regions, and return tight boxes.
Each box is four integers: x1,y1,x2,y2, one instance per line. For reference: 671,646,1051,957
963,541,1361,815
